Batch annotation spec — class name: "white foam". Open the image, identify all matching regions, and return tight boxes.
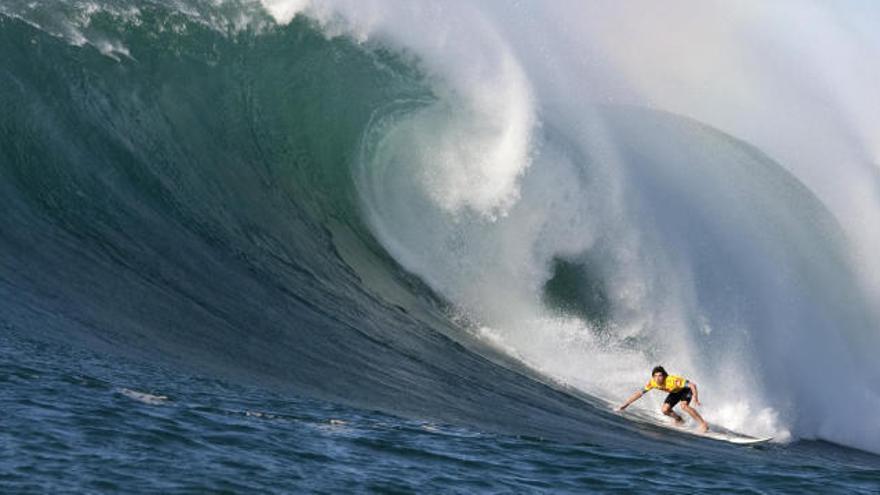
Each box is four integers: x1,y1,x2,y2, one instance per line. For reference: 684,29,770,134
119,388,169,406
263,0,536,217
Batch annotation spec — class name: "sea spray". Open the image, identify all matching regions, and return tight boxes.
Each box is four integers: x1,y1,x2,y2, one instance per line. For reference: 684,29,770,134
264,0,880,453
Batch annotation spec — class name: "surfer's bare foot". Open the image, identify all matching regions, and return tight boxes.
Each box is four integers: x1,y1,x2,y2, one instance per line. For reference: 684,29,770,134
698,422,709,433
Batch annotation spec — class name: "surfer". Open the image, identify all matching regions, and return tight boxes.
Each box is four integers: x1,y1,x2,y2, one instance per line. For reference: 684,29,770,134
617,366,710,433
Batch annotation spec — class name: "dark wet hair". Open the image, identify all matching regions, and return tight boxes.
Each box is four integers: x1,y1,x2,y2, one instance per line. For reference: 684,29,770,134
651,366,667,376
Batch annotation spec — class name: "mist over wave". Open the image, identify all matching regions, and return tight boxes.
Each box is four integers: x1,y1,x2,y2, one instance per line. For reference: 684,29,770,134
1,0,878,456
264,0,880,453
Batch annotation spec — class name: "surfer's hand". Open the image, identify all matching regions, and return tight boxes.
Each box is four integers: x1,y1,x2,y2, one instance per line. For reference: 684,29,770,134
692,399,701,407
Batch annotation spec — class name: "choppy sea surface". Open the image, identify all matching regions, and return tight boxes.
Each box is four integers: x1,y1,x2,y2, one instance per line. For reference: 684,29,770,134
3,329,879,493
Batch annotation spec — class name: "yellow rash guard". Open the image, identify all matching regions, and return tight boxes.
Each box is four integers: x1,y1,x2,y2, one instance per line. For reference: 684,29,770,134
644,375,689,393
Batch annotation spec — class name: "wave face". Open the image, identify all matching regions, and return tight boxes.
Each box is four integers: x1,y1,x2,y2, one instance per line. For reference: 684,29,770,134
2,1,879,455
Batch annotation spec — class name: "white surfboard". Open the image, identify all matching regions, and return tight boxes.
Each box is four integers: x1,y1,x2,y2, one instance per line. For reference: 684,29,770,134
692,428,773,445
615,407,773,445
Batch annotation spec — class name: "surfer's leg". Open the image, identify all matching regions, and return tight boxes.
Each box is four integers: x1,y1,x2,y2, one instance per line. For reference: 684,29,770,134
660,403,684,425
680,403,709,432
662,392,685,424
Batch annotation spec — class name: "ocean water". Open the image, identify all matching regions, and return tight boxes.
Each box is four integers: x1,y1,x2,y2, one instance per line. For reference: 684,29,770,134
1,1,879,492
4,329,879,493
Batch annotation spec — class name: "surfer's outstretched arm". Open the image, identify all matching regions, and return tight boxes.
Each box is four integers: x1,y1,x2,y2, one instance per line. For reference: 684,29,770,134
617,390,645,411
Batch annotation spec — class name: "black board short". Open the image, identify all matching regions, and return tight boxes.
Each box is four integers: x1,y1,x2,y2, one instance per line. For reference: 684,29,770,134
664,386,693,407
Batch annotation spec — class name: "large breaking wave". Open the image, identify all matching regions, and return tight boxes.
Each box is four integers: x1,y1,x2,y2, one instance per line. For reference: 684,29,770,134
1,0,879,454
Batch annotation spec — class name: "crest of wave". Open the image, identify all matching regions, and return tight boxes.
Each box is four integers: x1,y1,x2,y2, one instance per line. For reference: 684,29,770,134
261,0,880,453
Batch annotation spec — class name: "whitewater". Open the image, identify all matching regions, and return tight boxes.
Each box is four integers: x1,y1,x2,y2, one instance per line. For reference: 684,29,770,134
1,0,879,492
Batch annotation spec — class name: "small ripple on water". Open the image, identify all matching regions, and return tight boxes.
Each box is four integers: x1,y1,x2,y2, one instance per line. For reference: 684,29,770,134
118,387,170,405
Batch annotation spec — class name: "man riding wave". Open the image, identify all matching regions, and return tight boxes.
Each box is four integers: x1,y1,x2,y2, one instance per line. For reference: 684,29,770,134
618,365,709,433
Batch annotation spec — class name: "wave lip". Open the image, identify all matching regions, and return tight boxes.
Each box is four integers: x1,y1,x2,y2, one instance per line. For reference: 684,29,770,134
0,6,635,450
